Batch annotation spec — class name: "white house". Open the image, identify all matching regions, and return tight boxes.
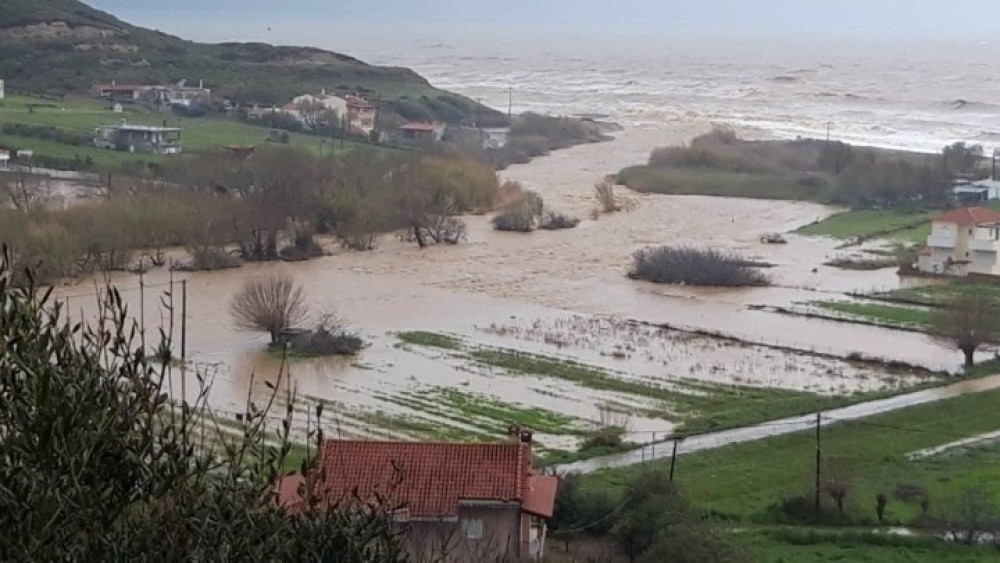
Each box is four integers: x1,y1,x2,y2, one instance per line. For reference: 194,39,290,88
916,206,1000,277
0,79,5,100
952,179,1000,202
282,89,347,128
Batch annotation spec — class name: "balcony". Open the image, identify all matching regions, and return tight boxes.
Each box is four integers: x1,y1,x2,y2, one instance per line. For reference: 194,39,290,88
969,238,1000,253
926,233,956,248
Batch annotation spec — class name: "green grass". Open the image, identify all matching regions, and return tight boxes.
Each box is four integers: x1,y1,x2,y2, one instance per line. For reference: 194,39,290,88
397,331,461,350
468,348,874,435
618,166,828,201
581,387,1000,525
0,95,356,165
738,528,1000,562
377,387,587,438
796,209,932,241
877,281,1000,307
813,301,934,329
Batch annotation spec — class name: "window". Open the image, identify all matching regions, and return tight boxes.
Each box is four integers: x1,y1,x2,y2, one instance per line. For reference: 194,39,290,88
461,518,484,540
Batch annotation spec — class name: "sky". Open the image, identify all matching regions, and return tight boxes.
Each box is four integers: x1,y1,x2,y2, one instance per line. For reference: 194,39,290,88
88,0,1000,41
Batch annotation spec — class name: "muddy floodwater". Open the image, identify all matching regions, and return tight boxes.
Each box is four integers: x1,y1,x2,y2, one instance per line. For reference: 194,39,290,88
52,122,958,451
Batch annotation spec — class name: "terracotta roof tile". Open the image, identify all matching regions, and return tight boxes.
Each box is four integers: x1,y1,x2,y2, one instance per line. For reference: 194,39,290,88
314,440,536,518
523,475,558,518
933,207,1000,225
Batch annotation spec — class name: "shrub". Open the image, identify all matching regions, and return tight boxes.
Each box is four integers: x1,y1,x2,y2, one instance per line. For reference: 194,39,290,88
230,274,309,343
629,246,771,287
539,211,580,230
182,246,241,271
492,190,544,232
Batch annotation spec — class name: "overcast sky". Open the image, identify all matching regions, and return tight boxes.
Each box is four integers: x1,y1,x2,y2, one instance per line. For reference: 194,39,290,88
88,0,1000,40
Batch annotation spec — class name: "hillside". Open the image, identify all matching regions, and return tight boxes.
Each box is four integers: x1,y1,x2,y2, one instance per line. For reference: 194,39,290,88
0,0,506,125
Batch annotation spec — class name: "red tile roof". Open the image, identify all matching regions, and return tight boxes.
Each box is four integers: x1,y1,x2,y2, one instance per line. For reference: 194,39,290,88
933,207,1000,225
523,475,558,518
286,439,552,518
345,95,374,109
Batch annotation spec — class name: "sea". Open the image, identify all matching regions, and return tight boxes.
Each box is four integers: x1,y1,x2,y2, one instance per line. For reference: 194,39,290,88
318,26,1000,155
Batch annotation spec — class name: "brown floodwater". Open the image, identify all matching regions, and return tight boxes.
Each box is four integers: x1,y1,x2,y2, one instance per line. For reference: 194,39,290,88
50,123,960,443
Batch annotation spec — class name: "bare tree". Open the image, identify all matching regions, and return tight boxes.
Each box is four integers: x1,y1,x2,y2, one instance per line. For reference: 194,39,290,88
930,293,1000,368
0,171,52,211
230,274,309,343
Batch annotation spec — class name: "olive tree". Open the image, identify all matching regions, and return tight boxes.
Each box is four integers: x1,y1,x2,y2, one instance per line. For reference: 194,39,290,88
930,293,1000,368
230,273,309,343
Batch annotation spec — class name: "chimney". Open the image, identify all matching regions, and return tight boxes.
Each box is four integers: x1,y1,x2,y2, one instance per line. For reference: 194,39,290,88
519,429,534,444
506,423,533,445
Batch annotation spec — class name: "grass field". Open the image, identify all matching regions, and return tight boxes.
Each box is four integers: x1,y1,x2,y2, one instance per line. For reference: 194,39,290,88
0,94,355,165
580,387,1000,526
399,332,908,437
876,281,1000,307
813,301,934,329
618,166,830,201
738,529,1000,562
796,209,933,242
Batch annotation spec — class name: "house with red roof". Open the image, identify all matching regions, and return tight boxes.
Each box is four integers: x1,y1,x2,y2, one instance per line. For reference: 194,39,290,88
400,121,446,143
917,206,1000,276
277,428,558,562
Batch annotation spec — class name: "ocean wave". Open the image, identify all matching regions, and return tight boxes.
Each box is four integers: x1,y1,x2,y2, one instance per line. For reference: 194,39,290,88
948,99,1000,111
769,75,800,83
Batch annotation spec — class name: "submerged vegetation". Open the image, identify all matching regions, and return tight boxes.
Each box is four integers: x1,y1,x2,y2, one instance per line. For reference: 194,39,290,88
629,246,772,287
619,127,954,210
0,146,499,284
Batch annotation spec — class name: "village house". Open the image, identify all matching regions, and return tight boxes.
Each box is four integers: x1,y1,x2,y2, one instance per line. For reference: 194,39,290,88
93,120,182,155
281,89,348,128
952,178,1000,203
147,81,212,108
400,121,446,143
278,429,558,563
345,94,376,135
93,82,155,102
916,206,1000,277
0,149,10,169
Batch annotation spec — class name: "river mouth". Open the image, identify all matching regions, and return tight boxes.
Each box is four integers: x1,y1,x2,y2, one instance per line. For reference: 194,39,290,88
51,123,957,456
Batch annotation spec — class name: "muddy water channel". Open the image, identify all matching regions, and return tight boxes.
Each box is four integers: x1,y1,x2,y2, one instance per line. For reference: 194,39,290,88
52,122,958,457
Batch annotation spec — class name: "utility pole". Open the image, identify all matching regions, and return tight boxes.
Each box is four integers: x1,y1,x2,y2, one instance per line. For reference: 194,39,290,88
826,122,832,143
508,86,513,121
992,149,997,181
669,439,680,481
181,280,187,362
815,412,822,513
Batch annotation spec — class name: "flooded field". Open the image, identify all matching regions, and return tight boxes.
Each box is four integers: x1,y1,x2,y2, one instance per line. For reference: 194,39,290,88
51,122,960,458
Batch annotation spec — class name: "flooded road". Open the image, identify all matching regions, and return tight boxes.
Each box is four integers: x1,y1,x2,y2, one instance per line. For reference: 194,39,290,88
51,121,959,446
555,374,1000,474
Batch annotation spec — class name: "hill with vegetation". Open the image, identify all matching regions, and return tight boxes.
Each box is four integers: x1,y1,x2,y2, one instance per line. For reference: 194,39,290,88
0,0,506,125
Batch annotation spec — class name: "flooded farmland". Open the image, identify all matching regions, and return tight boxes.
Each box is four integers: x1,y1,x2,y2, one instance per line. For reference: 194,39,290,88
51,122,958,458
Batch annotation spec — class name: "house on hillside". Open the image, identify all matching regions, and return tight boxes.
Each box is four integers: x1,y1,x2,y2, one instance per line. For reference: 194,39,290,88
281,89,348,128
400,121,446,143
0,149,9,169
916,206,1000,277
147,81,212,109
93,82,155,102
345,94,376,136
277,429,558,562
93,120,182,155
